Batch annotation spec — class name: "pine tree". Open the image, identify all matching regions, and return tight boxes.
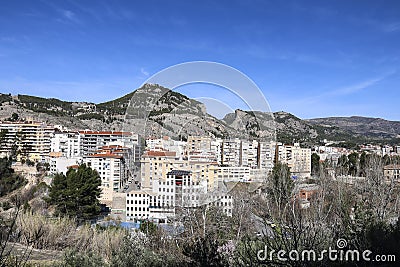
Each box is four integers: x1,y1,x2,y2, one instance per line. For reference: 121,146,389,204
269,162,294,214
0,157,27,197
311,153,320,176
48,164,101,221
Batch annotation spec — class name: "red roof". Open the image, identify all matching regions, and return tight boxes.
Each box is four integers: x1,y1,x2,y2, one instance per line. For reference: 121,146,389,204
87,153,123,159
78,130,133,136
143,150,176,157
68,165,79,169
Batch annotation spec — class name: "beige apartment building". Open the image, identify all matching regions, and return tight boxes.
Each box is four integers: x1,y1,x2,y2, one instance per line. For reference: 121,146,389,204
0,121,54,161
84,147,129,206
276,143,311,178
140,150,219,191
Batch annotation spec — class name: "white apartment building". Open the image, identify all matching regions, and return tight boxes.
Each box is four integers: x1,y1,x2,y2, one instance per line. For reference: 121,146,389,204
49,131,140,175
125,169,232,222
187,136,212,154
216,166,251,183
277,143,311,178
149,172,177,221
49,156,82,174
50,132,80,158
84,151,127,205
0,121,54,161
240,140,258,168
384,164,400,182
208,194,233,217
258,141,276,171
171,170,207,208
217,139,275,172
50,131,140,159
146,136,186,158
126,191,154,221
78,130,139,157
221,139,242,167
211,139,222,162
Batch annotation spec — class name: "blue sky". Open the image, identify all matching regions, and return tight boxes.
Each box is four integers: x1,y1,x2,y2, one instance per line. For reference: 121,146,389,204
1,0,399,120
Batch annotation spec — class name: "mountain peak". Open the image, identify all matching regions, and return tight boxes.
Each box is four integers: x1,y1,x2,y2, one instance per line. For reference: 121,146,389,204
1,86,399,145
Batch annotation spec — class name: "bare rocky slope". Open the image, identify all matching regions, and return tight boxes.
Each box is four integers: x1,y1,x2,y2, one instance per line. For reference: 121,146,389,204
307,116,400,140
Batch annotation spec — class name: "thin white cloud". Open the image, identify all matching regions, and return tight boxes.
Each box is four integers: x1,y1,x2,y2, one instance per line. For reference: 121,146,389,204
42,0,81,25
63,10,74,20
0,37,16,42
140,68,149,77
351,17,400,33
61,9,80,23
382,22,400,33
331,76,386,96
287,71,396,106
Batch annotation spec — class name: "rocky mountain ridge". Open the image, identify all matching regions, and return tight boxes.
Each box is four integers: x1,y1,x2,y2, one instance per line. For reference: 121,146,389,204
1,84,399,146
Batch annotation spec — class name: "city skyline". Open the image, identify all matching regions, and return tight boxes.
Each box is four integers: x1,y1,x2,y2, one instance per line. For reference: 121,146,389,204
1,0,400,120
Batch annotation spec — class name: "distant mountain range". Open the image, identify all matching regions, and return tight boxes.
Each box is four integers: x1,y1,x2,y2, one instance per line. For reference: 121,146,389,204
1,84,399,147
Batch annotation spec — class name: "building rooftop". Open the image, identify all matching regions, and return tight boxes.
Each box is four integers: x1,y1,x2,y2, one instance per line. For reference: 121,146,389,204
67,164,79,169
143,150,176,157
78,130,134,136
384,164,400,170
167,170,192,177
87,153,123,159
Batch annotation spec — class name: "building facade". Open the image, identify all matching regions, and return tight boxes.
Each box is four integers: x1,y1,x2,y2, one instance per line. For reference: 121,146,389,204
0,121,54,161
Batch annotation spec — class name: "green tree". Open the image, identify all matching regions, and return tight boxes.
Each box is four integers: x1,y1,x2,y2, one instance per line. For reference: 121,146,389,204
311,153,320,176
359,151,367,176
382,154,390,166
0,129,7,147
268,162,294,216
139,220,158,236
348,152,359,176
10,112,19,122
47,164,102,221
336,154,349,176
0,157,27,197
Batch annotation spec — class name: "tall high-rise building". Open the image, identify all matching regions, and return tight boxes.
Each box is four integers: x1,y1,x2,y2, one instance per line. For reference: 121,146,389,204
0,121,54,161
276,143,311,178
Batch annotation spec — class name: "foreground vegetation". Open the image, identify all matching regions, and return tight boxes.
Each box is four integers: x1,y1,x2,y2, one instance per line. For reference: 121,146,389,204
0,154,399,266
